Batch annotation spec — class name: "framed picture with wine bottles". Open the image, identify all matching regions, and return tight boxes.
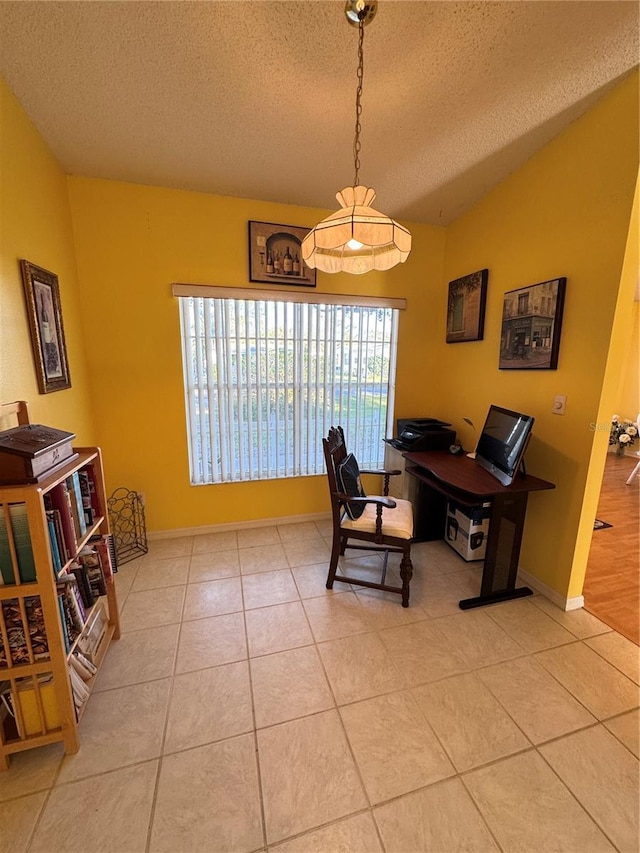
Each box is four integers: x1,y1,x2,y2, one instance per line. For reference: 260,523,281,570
20,260,72,393
248,221,316,287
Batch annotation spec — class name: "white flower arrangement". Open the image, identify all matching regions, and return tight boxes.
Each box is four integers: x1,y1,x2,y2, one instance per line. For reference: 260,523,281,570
610,415,638,454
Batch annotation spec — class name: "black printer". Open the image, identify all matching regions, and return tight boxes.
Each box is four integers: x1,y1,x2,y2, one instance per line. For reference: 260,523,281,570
385,417,456,452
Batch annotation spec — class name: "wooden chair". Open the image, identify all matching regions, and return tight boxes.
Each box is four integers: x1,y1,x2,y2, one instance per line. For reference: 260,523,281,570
0,401,30,428
323,425,415,607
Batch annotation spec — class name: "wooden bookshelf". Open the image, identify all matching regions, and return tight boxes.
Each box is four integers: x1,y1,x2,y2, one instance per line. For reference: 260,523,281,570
0,447,120,769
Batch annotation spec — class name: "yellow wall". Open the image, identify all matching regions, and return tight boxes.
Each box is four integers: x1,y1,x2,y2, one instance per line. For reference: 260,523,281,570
614,300,639,422
570,178,639,597
0,78,95,440
425,71,639,600
66,177,444,530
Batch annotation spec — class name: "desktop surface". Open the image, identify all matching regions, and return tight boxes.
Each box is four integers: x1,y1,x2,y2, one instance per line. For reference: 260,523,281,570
403,450,554,500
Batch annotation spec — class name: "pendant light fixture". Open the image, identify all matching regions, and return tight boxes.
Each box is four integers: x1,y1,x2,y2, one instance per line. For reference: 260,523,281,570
302,0,411,275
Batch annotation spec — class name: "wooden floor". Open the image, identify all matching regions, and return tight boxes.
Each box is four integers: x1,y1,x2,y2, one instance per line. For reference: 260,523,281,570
583,452,639,645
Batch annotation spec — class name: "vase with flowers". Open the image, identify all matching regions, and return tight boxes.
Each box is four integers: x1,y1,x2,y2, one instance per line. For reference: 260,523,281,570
610,415,638,456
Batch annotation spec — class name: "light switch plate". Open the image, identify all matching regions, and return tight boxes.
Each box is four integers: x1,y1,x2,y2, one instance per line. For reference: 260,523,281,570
553,394,566,415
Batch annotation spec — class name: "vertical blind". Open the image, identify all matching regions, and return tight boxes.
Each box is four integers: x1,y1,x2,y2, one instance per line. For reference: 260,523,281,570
178,295,399,484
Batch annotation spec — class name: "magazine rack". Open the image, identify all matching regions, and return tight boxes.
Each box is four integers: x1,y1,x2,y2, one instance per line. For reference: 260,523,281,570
107,487,148,565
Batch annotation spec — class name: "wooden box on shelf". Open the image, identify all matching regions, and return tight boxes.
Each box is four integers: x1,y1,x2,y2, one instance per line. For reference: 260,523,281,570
0,447,120,770
0,424,77,485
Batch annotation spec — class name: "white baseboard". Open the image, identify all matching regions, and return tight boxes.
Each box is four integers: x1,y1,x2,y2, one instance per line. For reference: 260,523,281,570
148,511,332,540
517,568,584,611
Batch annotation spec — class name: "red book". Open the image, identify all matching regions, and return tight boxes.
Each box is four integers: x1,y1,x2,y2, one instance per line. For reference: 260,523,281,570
48,483,78,557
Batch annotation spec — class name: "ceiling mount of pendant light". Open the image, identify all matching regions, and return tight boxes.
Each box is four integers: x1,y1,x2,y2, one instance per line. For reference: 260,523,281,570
302,0,411,275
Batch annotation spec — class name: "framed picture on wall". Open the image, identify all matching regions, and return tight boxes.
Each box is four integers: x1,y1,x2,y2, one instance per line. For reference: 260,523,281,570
499,277,566,370
20,260,72,393
446,268,488,343
248,221,316,287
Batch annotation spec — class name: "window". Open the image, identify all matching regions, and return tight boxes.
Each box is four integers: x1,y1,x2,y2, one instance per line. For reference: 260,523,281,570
178,292,399,484
517,293,529,315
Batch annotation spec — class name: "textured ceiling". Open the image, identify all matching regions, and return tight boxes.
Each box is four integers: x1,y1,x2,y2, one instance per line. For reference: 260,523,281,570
0,1,638,225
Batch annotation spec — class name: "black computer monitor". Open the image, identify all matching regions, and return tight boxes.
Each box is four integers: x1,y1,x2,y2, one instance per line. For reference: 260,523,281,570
475,405,535,486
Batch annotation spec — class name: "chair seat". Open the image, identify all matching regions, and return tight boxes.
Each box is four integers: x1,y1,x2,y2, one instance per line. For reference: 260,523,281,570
341,497,414,539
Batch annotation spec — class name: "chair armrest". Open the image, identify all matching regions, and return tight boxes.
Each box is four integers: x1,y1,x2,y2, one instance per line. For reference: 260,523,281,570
334,492,397,510
358,468,402,497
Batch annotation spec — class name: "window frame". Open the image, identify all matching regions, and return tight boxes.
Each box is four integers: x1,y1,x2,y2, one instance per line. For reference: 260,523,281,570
172,283,406,485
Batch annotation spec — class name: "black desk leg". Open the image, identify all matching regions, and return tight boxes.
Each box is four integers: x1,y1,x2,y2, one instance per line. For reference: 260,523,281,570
459,493,533,610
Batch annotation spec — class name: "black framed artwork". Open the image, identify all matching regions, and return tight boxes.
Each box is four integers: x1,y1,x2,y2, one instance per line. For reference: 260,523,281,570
248,221,316,287
446,269,488,343
499,277,566,370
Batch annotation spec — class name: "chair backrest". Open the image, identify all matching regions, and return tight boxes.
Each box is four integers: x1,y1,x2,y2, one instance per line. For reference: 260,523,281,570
0,401,30,430
323,426,348,517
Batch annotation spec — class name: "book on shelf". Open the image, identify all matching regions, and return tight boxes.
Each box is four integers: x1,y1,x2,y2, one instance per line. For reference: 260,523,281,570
43,499,71,568
78,466,101,526
47,483,78,557
77,544,107,597
69,562,95,609
57,594,70,653
68,472,87,539
68,665,90,713
0,596,49,668
70,649,97,681
46,513,63,577
0,503,37,584
77,603,107,663
1,674,61,737
56,575,86,644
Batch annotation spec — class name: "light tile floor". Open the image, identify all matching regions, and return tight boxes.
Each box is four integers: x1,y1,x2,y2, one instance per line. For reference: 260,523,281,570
1,526,639,853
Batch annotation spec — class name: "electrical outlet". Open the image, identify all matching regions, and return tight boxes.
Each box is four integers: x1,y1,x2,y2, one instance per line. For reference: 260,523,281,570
552,395,566,415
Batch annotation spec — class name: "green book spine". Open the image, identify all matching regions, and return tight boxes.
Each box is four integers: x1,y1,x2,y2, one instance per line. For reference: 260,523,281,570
9,504,36,584
0,510,16,585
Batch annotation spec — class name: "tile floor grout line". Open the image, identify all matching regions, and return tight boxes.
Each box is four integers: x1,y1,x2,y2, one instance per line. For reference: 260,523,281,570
144,568,190,853
456,765,514,853
582,636,640,684
534,734,624,851
23,753,64,853
532,639,639,719
241,572,269,851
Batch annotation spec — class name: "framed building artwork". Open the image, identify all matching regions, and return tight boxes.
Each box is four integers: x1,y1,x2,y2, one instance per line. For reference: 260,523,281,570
248,221,316,287
446,268,488,343
20,260,72,393
499,277,566,370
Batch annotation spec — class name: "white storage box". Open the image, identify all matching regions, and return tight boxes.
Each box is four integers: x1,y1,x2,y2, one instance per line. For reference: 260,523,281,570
445,500,491,561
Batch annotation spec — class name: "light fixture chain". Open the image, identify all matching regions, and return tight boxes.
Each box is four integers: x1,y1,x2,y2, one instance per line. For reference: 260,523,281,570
353,15,365,188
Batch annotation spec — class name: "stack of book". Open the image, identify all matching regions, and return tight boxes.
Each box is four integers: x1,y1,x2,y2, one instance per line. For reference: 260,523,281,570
56,576,86,654
0,673,60,737
69,650,97,713
77,604,107,664
43,464,101,576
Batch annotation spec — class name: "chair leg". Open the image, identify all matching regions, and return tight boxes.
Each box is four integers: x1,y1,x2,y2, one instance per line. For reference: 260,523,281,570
399,547,413,608
326,532,341,589
626,460,640,485
381,550,389,585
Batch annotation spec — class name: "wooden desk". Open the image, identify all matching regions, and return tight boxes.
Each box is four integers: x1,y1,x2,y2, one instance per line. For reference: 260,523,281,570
404,451,555,609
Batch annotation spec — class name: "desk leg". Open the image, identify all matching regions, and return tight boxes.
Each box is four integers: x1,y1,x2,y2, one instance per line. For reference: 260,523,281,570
459,492,533,610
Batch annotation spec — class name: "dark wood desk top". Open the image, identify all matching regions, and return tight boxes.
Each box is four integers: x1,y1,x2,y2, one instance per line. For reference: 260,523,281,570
404,450,555,500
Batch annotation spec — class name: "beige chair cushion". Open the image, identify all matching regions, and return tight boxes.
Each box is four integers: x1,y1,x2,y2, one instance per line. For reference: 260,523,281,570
341,496,414,539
